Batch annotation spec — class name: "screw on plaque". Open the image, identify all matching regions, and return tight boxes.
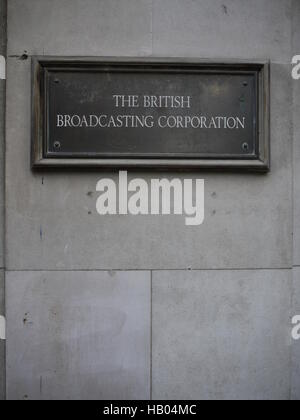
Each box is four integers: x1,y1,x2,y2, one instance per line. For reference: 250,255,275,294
243,81,248,87
54,141,61,150
242,142,249,152
54,78,60,84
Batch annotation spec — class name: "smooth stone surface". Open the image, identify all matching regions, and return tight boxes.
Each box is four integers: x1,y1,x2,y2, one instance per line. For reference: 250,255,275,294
152,270,291,400
6,271,151,400
152,0,292,63
7,0,152,57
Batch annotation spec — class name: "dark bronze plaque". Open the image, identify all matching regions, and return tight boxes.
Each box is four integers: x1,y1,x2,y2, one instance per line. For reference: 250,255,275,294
32,57,269,170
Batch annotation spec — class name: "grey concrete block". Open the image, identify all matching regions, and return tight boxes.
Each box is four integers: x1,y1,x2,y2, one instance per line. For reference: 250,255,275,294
293,1,300,266
7,0,152,56
0,270,4,400
293,0,300,47
5,59,292,270
292,267,300,400
6,270,151,400
152,0,292,63
152,270,291,400
294,110,300,266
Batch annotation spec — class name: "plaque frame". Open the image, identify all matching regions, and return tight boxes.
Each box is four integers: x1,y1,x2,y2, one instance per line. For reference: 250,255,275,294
32,56,270,171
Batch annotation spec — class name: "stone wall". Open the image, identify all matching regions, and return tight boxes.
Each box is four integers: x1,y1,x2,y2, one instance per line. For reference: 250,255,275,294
2,0,300,400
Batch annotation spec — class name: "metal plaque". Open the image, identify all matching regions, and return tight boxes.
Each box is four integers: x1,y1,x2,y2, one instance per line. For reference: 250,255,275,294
32,57,270,170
